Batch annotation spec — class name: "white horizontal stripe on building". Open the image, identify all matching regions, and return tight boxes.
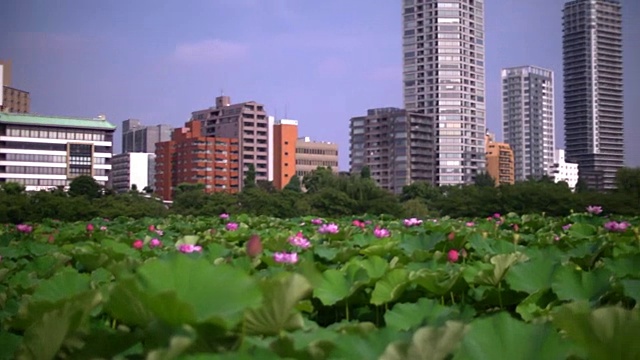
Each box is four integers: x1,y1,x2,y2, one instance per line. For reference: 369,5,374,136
93,165,112,170
0,161,67,167
0,136,113,147
1,174,67,180
0,149,67,156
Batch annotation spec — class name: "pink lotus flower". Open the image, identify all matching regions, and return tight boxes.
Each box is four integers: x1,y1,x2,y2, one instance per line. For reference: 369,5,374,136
562,224,572,231
466,222,475,227
246,234,263,257
352,220,365,228
48,235,55,243
219,213,230,219
274,252,298,264
100,226,107,231
311,218,324,225
132,240,144,249
226,222,239,231
155,229,164,236
493,213,501,219
318,223,339,234
448,232,455,241
373,226,390,238
586,205,603,215
149,238,162,248
179,244,203,253
86,223,94,232
289,232,311,248
512,224,519,232
403,218,423,227
554,235,560,241
448,249,460,263
604,221,630,232
16,224,32,233
148,225,156,232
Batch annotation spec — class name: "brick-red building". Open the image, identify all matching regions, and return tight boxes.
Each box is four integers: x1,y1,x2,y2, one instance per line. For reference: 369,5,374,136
155,120,239,201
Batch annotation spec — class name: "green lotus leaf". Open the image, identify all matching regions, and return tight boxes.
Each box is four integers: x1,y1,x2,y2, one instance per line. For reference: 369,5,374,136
0,332,21,360
515,289,556,322
568,223,597,239
381,321,468,360
603,254,640,278
553,302,640,360
621,279,640,303
331,328,407,360
384,298,459,331
370,269,409,305
399,232,445,256
313,269,351,306
136,256,262,328
463,252,527,287
551,266,612,302
410,267,466,296
31,268,91,304
104,277,155,327
454,312,570,360
505,255,560,294
244,272,311,336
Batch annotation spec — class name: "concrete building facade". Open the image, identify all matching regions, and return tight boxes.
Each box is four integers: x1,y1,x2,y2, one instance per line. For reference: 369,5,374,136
110,152,155,193
0,113,115,190
121,119,172,154
402,0,486,186
501,66,555,181
550,149,579,191
154,120,239,201
485,131,515,186
272,119,299,189
350,107,434,194
1,60,30,114
563,0,624,190
296,137,339,180
192,96,269,189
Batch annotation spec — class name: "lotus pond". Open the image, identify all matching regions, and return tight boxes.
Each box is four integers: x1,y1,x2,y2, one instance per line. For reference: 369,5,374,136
1,210,639,359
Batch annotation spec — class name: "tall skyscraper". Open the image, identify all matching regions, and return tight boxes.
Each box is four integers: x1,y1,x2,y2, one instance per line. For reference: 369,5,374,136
121,119,172,154
563,0,623,190
502,66,555,181
350,108,434,194
485,131,515,186
402,0,486,186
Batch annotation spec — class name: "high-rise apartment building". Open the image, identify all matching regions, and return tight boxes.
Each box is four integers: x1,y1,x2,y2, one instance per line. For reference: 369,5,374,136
502,66,555,181
350,108,434,194
121,119,172,154
272,119,298,189
154,120,239,201
110,152,155,193
0,113,115,190
485,131,515,186
402,0,486,186
1,60,30,114
192,96,269,189
563,0,623,190
296,137,339,180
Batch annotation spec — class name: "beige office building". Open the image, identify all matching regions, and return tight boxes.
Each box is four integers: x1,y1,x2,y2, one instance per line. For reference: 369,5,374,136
192,96,268,189
295,137,338,179
1,60,30,114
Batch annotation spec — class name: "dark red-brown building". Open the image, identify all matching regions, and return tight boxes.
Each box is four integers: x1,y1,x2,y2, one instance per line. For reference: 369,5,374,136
155,120,239,201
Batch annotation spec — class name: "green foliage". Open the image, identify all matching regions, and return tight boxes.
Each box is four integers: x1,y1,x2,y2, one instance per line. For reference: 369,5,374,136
244,163,257,189
68,175,102,199
0,210,639,358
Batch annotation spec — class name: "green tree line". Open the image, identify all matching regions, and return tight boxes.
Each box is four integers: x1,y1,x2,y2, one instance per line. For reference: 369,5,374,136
1,166,639,224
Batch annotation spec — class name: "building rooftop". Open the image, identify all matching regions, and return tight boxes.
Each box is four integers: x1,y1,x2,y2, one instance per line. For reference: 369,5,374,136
0,112,117,130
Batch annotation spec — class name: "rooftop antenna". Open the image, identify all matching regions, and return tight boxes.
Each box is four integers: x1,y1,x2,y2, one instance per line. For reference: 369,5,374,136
220,88,224,96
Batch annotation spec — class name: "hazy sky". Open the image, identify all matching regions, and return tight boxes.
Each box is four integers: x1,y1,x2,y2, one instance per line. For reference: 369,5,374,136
1,0,638,169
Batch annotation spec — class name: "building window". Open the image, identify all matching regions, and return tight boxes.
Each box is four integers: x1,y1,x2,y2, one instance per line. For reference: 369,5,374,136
67,143,94,177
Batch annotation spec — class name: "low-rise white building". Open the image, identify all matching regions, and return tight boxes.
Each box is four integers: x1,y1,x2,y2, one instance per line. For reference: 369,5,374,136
550,149,579,191
110,152,155,193
0,112,115,191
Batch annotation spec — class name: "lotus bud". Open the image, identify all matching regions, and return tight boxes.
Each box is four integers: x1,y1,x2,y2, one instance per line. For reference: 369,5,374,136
246,234,263,258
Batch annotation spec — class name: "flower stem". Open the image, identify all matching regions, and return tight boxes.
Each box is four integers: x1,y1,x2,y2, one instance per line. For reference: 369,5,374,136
498,281,504,309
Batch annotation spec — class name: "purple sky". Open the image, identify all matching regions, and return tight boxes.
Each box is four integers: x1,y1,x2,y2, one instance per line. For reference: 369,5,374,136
1,0,638,169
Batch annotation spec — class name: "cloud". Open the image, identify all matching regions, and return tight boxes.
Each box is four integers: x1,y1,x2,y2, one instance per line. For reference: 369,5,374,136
172,39,249,64
368,65,402,82
316,56,348,77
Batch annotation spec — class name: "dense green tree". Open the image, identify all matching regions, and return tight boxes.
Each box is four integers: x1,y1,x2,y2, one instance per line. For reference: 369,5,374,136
257,180,276,193
68,175,102,199
360,166,371,179
616,167,640,206
302,167,335,193
244,164,257,189
284,175,302,193
474,172,496,188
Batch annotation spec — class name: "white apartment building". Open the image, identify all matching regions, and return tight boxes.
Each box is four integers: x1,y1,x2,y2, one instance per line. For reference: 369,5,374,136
0,113,115,191
502,66,555,181
402,0,487,185
110,152,155,193
550,149,579,191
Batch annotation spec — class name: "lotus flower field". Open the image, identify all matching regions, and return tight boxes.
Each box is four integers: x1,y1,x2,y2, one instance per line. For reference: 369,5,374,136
0,208,639,359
